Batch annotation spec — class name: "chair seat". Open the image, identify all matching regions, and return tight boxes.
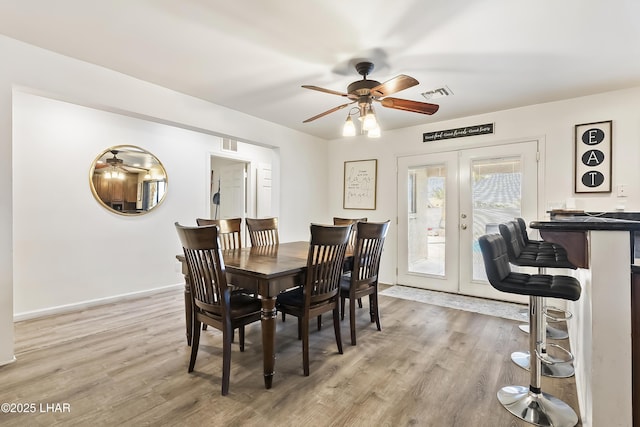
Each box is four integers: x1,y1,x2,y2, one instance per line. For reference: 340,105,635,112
339,275,371,293
199,292,261,318
339,275,350,292
499,220,575,269
229,293,263,317
497,272,581,300
511,243,575,268
277,286,335,313
276,286,303,308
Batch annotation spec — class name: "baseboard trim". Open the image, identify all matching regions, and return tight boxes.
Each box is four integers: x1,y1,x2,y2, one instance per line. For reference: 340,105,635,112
0,355,17,366
14,283,183,322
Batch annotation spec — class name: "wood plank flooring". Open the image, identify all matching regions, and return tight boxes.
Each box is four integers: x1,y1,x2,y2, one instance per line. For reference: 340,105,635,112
0,286,581,426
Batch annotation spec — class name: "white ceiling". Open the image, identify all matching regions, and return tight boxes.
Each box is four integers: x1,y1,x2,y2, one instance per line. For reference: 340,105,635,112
1,0,640,140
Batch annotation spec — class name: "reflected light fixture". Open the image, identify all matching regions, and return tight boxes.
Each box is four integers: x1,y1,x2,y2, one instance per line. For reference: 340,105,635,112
104,167,125,180
104,150,125,179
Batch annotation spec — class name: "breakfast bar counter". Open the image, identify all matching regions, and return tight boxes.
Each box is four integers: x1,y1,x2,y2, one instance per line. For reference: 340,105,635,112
530,216,640,427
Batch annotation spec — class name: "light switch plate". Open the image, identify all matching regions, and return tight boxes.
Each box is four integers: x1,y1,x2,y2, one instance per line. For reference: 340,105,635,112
617,184,628,197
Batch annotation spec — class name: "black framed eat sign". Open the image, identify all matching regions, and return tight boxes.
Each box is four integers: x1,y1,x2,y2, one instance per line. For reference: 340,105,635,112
574,120,612,193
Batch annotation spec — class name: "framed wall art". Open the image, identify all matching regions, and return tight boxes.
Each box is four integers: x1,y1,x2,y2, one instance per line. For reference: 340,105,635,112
574,120,612,193
343,159,377,210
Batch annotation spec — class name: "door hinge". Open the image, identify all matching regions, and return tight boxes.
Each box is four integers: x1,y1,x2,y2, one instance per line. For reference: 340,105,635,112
536,151,540,162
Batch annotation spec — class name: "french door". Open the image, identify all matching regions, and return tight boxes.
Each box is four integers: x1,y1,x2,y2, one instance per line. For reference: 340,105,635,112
397,141,539,303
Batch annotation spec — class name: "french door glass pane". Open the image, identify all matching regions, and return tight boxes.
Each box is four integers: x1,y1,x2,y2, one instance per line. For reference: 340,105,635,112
408,164,446,276
471,157,522,280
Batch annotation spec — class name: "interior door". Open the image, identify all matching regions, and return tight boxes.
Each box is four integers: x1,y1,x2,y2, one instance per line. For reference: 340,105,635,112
256,162,273,218
219,162,247,220
398,141,538,303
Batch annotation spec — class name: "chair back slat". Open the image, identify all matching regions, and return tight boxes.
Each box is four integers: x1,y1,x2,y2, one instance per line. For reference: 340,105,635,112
246,217,279,246
196,218,242,250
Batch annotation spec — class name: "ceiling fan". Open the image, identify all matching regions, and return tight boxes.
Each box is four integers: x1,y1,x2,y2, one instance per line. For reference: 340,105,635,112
97,150,150,177
301,61,439,134
105,150,124,166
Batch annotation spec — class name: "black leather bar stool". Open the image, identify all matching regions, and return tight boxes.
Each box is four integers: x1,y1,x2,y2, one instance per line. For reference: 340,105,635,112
499,220,576,379
479,234,580,427
514,217,575,339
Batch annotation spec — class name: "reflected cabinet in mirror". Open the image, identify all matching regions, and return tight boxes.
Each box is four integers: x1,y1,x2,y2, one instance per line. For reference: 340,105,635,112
89,145,167,215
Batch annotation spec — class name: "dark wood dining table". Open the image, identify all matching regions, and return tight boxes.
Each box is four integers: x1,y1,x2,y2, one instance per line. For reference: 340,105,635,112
177,241,311,389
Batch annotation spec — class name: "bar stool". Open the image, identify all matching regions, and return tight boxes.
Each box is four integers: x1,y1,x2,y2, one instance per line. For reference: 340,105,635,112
499,220,576,379
514,217,574,340
479,233,580,427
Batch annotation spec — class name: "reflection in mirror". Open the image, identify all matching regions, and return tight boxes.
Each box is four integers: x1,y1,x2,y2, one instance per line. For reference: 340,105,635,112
89,145,167,215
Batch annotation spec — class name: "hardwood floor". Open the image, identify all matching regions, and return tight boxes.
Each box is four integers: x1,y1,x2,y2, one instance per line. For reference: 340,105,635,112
1,287,581,426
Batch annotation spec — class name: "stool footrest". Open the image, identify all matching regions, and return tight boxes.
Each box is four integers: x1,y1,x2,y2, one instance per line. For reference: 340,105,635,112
544,305,573,322
519,323,569,340
511,351,575,378
537,343,574,365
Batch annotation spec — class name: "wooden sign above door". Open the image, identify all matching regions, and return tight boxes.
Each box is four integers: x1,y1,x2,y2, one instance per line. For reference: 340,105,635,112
423,123,494,142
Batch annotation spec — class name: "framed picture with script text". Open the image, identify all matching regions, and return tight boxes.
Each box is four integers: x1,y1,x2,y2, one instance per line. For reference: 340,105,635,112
574,120,612,193
343,159,377,210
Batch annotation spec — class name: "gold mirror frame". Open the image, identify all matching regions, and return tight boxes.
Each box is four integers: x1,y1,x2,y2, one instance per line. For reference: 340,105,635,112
89,145,168,215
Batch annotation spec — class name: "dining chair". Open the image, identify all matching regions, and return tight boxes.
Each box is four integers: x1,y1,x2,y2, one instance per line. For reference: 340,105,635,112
196,217,242,250
333,217,368,307
246,217,279,246
196,217,249,333
276,224,351,376
340,221,389,345
175,222,262,396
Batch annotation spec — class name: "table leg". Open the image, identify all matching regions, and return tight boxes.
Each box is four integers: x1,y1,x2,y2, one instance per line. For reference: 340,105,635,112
261,296,277,389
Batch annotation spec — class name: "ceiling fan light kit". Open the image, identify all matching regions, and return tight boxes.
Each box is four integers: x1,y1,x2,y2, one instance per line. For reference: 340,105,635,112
304,61,439,138
343,115,356,136
104,150,126,179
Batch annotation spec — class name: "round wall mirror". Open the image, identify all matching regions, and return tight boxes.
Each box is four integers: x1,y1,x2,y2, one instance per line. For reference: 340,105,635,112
89,145,168,215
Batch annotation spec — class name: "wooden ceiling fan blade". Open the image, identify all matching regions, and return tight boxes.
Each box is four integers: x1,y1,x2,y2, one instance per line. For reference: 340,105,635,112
370,75,418,97
303,102,354,123
380,97,439,115
302,85,350,97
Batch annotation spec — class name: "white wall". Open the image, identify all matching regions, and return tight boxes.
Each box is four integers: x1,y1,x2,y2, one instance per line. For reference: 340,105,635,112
12,92,274,316
0,34,328,365
328,86,640,284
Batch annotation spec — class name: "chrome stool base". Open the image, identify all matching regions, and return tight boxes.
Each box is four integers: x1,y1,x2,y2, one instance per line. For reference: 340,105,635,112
511,351,575,378
498,385,578,427
519,323,569,340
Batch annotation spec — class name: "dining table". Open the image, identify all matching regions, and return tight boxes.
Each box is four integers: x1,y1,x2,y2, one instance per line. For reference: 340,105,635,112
177,241,315,389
